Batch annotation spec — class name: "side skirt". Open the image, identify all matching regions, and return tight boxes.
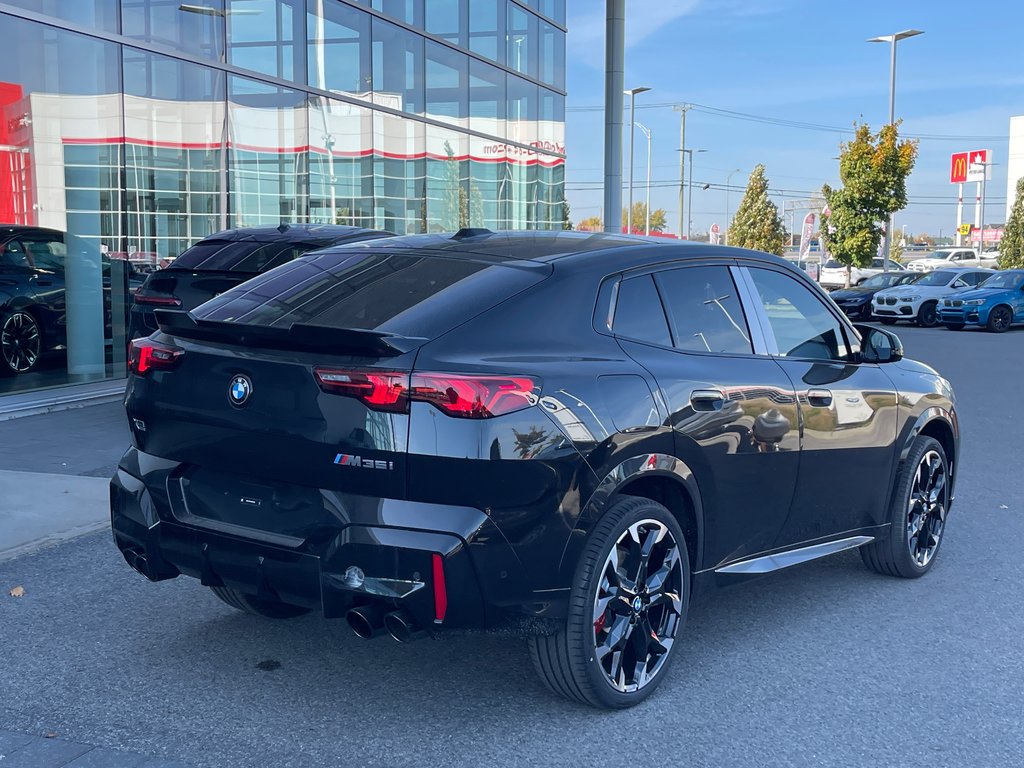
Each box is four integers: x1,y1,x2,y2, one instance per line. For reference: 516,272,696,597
713,535,875,575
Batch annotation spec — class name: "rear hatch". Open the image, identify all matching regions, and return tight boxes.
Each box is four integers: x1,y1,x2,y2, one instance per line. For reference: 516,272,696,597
125,247,551,506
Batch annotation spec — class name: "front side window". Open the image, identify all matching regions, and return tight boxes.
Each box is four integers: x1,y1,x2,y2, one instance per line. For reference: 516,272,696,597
611,275,672,347
748,268,848,361
656,266,752,354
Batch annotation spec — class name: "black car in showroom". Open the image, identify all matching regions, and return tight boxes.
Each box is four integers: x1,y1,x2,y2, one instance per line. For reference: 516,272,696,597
829,271,922,319
0,225,143,376
128,224,391,340
111,230,959,709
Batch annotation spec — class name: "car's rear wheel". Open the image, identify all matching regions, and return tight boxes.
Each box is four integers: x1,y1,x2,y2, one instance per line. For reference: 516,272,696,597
528,495,690,709
861,436,949,578
0,309,43,376
986,305,1012,333
916,301,939,328
943,322,965,331
209,586,310,619
879,318,898,326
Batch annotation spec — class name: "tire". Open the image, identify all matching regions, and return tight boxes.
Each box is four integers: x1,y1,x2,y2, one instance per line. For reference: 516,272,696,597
943,323,965,331
861,436,950,579
915,301,939,328
879,318,898,326
209,585,310,619
0,309,43,376
986,305,1013,333
528,495,690,709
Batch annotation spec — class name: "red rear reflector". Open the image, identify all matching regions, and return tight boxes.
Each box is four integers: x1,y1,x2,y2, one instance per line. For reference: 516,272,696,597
128,338,184,375
432,553,447,623
314,368,538,418
133,293,182,307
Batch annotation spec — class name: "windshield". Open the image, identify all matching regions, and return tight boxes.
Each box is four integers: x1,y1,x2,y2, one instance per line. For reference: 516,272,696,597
979,272,1024,290
913,270,956,286
862,273,906,289
823,259,842,269
921,251,953,260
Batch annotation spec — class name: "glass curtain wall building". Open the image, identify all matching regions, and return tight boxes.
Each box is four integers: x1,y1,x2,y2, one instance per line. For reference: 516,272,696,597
0,0,566,396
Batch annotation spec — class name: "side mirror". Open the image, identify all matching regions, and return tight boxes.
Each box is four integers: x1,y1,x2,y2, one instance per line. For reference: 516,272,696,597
854,324,903,364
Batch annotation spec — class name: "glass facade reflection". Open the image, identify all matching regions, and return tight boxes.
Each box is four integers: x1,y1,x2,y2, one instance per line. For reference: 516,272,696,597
0,0,565,397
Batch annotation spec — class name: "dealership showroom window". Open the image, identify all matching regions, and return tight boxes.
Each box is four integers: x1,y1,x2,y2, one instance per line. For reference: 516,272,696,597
0,0,565,396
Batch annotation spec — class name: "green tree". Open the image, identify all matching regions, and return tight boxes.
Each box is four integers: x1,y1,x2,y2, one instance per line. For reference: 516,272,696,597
561,199,573,230
727,164,786,255
999,177,1024,269
622,203,668,233
820,122,918,286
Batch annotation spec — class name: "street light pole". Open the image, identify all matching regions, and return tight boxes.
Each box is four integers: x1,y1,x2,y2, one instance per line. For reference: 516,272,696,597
680,148,706,241
635,122,652,235
868,29,924,272
725,168,740,245
624,86,650,234
602,0,625,234
673,104,690,239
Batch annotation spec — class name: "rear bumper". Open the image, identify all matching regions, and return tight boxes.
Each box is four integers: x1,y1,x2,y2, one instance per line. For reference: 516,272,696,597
109,450,535,629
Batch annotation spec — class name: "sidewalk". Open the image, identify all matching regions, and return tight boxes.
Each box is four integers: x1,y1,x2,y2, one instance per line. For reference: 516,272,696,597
0,729,191,767
0,402,128,562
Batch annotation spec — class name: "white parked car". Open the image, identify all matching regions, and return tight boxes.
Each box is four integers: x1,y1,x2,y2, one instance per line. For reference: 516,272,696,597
872,267,995,327
819,257,905,289
905,248,998,272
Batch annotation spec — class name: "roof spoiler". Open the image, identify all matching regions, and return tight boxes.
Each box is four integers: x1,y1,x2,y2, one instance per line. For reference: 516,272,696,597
153,310,422,357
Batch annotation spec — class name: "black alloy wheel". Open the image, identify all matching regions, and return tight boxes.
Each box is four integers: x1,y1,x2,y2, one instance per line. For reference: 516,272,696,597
0,310,42,376
986,305,1013,333
916,301,939,328
209,585,310,618
861,436,949,578
529,495,690,709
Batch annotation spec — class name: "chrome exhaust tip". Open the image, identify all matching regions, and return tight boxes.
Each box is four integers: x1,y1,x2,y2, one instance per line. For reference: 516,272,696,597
384,610,427,643
346,604,387,639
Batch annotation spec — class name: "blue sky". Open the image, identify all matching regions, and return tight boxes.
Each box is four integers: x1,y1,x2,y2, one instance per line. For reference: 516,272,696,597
564,0,1024,238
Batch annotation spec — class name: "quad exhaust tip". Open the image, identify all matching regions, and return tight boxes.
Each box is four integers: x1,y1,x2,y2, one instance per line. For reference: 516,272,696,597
345,604,388,639
384,610,427,643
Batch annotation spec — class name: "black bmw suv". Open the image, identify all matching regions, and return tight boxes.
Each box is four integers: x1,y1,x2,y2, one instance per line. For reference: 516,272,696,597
111,230,959,709
128,224,391,340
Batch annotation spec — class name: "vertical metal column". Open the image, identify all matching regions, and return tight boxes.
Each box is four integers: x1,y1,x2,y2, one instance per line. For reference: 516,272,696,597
602,0,625,234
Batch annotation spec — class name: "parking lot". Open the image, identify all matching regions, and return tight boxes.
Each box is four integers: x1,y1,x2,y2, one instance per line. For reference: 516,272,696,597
2,324,1023,768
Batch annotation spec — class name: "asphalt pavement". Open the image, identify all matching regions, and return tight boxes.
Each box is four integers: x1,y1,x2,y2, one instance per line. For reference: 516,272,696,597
1,325,1022,767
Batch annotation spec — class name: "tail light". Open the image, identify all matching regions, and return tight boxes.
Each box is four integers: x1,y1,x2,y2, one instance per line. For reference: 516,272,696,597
313,368,538,419
133,290,181,307
432,553,447,623
128,338,184,375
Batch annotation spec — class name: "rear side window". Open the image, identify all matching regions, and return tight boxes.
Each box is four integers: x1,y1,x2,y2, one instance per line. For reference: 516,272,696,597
171,240,323,273
193,250,549,339
656,266,752,354
611,275,672,346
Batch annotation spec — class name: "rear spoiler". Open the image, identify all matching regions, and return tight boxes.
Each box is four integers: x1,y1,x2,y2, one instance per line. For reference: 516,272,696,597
153,310,422,357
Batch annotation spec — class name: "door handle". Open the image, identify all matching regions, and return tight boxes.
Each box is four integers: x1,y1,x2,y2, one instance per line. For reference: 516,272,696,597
690,389,726,412
807,388,833,407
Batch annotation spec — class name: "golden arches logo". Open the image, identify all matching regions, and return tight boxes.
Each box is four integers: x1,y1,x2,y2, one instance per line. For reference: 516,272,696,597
950,153,968,184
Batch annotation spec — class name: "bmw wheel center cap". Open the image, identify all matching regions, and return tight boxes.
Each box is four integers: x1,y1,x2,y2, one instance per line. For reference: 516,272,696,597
229,374,253,406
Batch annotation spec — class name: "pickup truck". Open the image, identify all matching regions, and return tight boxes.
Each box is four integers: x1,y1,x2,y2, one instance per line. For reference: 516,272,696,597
905,248,999,272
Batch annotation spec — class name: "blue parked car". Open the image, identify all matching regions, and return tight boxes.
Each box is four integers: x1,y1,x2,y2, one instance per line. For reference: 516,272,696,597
938,269,1024,332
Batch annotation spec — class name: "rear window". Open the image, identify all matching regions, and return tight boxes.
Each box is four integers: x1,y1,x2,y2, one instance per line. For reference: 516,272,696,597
171,239,326,273
192,250,549,339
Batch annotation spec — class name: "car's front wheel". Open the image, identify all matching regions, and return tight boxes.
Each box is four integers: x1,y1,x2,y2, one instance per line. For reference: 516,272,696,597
916,301,939,328
0,309,43,376
209,586,310,619
986,305,1012,333
529,495,690,709
861,435,949,578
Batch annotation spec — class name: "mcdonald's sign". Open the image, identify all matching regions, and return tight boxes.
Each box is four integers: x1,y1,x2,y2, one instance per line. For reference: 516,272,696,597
950,152,968,184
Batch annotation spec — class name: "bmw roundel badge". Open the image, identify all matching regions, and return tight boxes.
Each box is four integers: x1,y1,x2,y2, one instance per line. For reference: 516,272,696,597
228,374,253,406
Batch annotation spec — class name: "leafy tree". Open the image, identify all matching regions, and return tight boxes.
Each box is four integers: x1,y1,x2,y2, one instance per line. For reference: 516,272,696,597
576,215,603,232
999,176,1024,269
820,122,918,286
889,238,904,263
622,203,668,233
561,199,573,230
727,164,786,255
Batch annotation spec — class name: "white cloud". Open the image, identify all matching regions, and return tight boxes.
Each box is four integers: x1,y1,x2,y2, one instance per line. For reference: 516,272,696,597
568,0,702,70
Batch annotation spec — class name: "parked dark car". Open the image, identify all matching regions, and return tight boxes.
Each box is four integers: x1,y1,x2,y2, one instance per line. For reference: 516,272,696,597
829,271,922,319
128,224,392,340
0,225,143,376
111,231,959,709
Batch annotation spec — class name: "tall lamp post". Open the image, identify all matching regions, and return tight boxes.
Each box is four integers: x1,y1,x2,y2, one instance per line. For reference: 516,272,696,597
725,168,741,245
624,86,651,233
678,148,706,240
635,122,652,235
868,28,924,271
